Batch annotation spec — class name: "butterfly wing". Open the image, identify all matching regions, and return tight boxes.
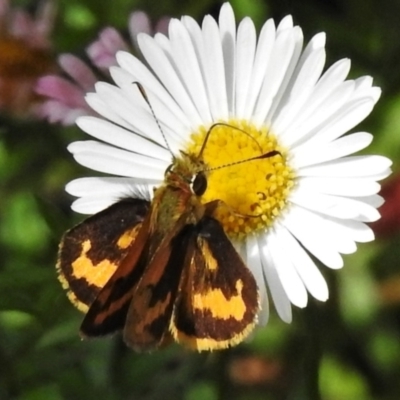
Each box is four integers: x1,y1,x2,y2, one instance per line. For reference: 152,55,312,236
170,216,260,351
122,223,194,351
79,202,154,337
57,198,150,312
79,199,195,346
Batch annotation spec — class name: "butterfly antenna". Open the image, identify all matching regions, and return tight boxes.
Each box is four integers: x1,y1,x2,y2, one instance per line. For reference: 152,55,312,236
207,150,281,172
197,122,263,159
133,82,174,157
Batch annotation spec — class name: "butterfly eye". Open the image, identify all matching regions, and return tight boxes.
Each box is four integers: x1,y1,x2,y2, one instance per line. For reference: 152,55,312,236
192,172,207,196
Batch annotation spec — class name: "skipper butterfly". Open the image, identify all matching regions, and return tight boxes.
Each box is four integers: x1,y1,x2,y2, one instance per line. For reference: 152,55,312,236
57,84,278,351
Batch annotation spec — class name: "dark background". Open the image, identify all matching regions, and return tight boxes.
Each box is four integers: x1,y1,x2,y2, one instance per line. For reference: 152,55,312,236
1,0,400,399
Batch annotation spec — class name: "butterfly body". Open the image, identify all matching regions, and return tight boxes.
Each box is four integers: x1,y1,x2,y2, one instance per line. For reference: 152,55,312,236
58,152,260,352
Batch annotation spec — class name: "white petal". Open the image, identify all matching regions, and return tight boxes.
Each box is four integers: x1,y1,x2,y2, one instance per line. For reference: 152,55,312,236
153,32,170,52
282,80,355,146
268,228,308,308
308,213,374,243
289,207,357,254
359,194,384,209
353,76,381,103
370,86,381,103
292,132,373,168
272,47,326,135
258,235,292,322
277,15,293,31
235,17,256,118
354,205,381,222
109,66,190,144
181,15,203,55
253,28,297,124
337,220,374,242
219,2,236,113
276,224,329,301
311,58,351,105
97,82,185,152
66,177,155,198
77,116,170,161
368,168,392,181
282,58,351,141
138,34,203,127
246,236,269,325
300,31,326,56
304,98,376,146
355,75,373,90
85,93,133,131
115,51,193,132
291,189,360,219
67,177,133,197
202,15,229,120
265,26,304,124
290,188,381,222
71,196,119,214
168,19,212,124
283,205,344,268
272,33,326,133
68,141,166,179
68,179,155,215
243,18,275,120
71,186,151,214
93,82,180,148
298,176,381,197
298,155,392,178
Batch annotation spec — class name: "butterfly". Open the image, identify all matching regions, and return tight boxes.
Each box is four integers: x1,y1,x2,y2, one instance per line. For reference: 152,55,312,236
57,84,281,352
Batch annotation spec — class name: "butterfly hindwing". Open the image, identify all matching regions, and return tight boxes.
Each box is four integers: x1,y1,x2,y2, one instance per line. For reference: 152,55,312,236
57,198,150,312
170,216,260,351
123,224,194,351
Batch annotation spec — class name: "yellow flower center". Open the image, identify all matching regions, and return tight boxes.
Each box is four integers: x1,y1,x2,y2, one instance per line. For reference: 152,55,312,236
186,120,295,240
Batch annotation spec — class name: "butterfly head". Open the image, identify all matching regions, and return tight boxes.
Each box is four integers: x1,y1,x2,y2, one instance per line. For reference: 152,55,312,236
164,151,208,196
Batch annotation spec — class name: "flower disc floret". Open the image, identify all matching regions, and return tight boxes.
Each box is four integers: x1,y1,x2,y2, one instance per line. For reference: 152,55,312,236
187,120,295,239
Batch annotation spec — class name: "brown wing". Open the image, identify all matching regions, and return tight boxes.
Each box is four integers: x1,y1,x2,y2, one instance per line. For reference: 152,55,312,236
122,223,194,352
170,216,260,351
79,203,194,346
79,205,153,338
57,198,150,312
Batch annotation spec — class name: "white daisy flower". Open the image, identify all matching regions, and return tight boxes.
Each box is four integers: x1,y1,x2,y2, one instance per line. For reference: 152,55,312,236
66,3,392,326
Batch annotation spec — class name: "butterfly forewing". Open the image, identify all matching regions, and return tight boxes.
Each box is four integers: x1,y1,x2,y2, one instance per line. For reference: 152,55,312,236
79,195,192,344
170,216,260,351
57,199,150,312
79,206,154,337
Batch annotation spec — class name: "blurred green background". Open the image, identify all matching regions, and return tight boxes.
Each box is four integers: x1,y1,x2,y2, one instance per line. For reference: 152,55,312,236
1,0,400,399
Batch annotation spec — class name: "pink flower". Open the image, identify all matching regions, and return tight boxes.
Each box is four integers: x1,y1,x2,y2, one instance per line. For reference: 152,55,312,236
36,11,169,125
0,0,56,117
